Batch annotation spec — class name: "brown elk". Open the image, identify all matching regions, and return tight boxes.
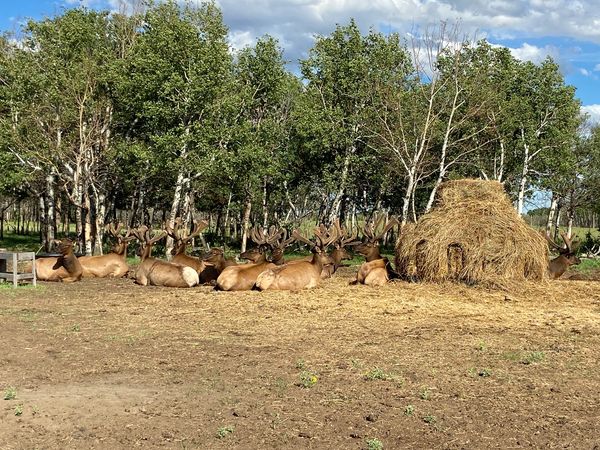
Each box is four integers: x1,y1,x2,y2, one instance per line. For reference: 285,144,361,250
350,215,399,286
325,220,360,277
35,239,83,282
268,227,295,266
198,248,239,284
215,226,281,291
78,223,136,278
255,227,336,291
546,232,581,279
132,226,199,287
165,218,208,272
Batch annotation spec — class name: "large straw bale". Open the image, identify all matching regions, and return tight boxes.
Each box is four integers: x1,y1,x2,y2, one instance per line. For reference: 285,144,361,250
395,179,548,287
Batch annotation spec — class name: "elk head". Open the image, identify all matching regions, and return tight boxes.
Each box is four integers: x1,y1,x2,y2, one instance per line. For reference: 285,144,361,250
239,226,279,262
106,222,136,256
132,225,167,261
270,228,295,265
331,219,360,265
292,225,337,269
165,218,208,256
354,214,399,262
546,232,581,279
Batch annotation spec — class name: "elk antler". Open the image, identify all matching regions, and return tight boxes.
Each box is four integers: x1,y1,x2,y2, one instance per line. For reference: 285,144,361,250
333,219,359,248
314,223,338,251
560,232,579,254
375,216,399,241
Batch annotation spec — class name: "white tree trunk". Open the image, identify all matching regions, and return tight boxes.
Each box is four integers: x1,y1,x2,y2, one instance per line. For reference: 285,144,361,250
240,196,252,253
517,139,530,215
165,170,186,259
546,193,558,235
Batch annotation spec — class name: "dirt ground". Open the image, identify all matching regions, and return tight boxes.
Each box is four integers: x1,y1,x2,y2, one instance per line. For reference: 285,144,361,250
1,268,600,449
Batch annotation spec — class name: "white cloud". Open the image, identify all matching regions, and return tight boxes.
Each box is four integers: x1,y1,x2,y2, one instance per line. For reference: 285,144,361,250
582,104,600,124
507,42,560,64
579,67,591,76
594,63,600,72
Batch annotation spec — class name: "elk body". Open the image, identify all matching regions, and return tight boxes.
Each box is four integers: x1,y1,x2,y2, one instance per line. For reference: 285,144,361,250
351,216,398,286
36,239,83,282
215,227,281,291
133,226,199,288
255,228,336,291
78,224,136,278
546,232,581,279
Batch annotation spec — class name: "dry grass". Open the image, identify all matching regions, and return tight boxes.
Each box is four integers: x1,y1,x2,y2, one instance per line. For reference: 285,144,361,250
395,179,548,288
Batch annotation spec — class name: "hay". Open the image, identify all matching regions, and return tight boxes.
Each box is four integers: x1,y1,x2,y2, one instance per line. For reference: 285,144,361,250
395,179,548,287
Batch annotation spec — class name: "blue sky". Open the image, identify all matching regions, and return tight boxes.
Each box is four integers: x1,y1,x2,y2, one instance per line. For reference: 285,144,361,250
2,0,600,121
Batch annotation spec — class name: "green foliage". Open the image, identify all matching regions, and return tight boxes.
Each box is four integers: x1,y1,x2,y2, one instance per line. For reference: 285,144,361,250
366,438,384,450
3,387,17,400
216,425,234,439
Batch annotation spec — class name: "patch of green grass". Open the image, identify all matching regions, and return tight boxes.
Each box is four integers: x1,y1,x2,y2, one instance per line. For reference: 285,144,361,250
475,340,487,351
298,370,318,388
423,414,437,425
522,351,545,365
3,387,17,400
295,359,306,370
70,324,81,332
0,231,41,252
216,425,234,439
363,367,399,383
419,387,431,400
404,404,415,416
14,404,23,416
0,282,43,291
573,258,600,273
366,438,384,450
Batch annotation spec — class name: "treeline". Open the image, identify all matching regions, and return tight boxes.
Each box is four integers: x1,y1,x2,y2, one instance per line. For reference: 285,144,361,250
1,1,599,254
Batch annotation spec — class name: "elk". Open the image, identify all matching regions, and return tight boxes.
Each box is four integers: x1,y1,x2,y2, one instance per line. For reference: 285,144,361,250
255,227,336,291
350,215,399,286
165,218,208,272
78,223,136,278
215,226,281,291
546,232,581,279
132,226,199,288
35,239,83,282
268,227,295,266
199,248,238,284
325,220,360,277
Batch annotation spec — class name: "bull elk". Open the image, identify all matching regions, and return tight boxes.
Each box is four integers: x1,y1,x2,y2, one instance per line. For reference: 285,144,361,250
78,223,136,278
351,215,399,286
215,226,281,291
132,226,199,288
268,227,295,266
35,239,83,282
165,218,208,272
546,232,581,279
326,220,360,277
255,227,336,291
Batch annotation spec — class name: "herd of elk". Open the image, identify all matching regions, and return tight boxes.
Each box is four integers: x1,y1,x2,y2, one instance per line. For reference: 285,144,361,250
26,214,582,287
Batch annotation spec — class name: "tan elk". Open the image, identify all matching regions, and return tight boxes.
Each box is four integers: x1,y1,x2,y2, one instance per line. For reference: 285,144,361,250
35,239,83,282
350,215,399,286
546,232,581,279
165,218,208,272
255,227,336,291
268,227,295,266
215,226,281,291
78,223,136,278
132,226,199,287
325,220,360,277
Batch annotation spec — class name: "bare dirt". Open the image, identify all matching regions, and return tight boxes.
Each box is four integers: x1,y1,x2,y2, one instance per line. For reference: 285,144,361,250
1,268,600,449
